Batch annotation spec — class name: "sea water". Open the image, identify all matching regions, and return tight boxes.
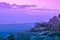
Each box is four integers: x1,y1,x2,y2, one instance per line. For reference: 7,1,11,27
14,32,60,40
0,10,60,40
0,23,35,37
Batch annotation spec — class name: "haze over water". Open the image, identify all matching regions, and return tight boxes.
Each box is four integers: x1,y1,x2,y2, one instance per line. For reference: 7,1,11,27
0,7,60,36
0,9,60,24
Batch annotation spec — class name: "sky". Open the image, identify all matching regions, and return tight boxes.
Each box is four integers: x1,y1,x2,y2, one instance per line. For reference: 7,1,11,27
0,0,60,23
0,0,60,9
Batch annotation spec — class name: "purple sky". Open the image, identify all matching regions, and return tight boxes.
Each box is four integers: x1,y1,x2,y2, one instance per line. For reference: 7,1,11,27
0,0,60,9
0,0,60,24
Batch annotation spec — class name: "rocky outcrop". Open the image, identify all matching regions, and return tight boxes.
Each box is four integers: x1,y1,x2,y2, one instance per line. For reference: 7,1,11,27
48,14,60,32
31,22,49,32
31,14,60,32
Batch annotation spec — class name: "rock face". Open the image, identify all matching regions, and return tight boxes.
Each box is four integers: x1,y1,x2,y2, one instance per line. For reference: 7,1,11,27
31,14,60,32
31,22,48,32
48,14,60,32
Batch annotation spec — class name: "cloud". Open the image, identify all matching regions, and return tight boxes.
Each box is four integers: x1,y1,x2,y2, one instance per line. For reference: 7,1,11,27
0,2,37,9
19,5,37,7
0,2,12,9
